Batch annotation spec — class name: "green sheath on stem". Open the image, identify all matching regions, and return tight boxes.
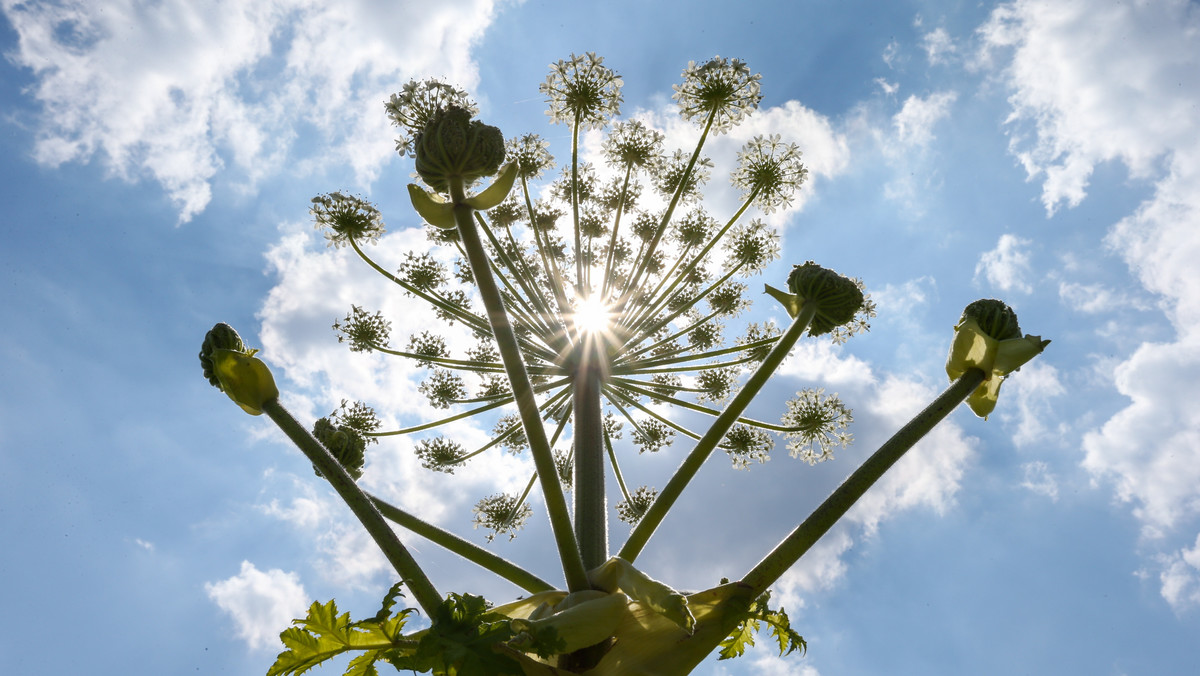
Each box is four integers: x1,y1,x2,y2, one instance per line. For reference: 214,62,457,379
741,368,987,594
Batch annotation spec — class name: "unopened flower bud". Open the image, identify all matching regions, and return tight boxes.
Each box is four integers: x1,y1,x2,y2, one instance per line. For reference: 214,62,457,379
946,299,1050,418
414,105,505,192
961,298,1021,341
784,262,864,336
199,323,279,416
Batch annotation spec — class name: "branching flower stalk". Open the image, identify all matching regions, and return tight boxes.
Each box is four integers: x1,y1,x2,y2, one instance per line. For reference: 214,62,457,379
200,55,1049,675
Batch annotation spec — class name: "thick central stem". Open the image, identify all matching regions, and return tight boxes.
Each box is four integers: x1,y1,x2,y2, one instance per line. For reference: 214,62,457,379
572,336,608,572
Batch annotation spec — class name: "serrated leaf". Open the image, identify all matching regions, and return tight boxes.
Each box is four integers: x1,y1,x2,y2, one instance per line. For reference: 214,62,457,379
716,591,806,661
717,617,758,660
764,609,807,657
345,651,381,676
267,594,417,676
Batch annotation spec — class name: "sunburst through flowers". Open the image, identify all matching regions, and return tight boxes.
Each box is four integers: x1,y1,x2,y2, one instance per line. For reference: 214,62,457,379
316,59,875,542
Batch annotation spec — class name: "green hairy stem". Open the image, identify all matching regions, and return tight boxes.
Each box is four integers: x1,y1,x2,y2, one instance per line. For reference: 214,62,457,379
260,398,443,615
741,368,988,594
449,176,590,592
619,301,819,562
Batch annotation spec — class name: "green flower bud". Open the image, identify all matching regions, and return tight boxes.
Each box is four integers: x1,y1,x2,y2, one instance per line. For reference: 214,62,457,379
199,323,278,416
199,322,245,387
414,105,505,193
946,299,1050,419
764,262,865,336
961,298,1021,341
312,417,366,480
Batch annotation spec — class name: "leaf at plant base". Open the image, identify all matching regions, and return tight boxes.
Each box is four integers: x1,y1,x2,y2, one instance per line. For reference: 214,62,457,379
344,651,381,676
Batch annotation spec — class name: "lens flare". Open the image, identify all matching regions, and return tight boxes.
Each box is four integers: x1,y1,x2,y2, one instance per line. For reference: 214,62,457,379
574,295,613,335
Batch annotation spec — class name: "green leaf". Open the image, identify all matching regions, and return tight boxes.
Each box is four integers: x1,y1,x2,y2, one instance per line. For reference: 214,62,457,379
267,593,417,676
408,184,457,228
716,591,806,661
764,609,807,657
717,617,759,659
344,652,380,676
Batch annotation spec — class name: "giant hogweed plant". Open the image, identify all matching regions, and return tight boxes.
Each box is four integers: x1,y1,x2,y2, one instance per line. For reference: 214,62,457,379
200,54,1049,675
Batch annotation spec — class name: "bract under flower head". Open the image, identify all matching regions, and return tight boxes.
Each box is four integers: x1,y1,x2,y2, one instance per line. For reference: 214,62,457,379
946,300,1050,418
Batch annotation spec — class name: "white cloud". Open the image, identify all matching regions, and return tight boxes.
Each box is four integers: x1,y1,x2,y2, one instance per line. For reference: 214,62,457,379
259,473,333,530
774,340,875,390
891,91,957,149
1081,339,1200,538
868,90,956,213
874,78,899,96
1057,280,1146,314
871,276,936,330
1160,532,1200,612
921,27,958,65
737,645,822,676
205,560,309,650
978,0,1200,607
773,529,853,611
1001,360,1066,449
978,0,1200,215
974,234,1034,293
1020,461,1059,501
2,0,499,222
882,40,901,69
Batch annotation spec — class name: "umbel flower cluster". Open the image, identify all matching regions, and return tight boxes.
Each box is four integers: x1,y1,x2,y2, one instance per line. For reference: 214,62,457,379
200,52,1046,676
322,53,873,541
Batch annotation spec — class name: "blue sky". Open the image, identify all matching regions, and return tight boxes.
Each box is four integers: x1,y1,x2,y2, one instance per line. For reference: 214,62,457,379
2,0,1199,674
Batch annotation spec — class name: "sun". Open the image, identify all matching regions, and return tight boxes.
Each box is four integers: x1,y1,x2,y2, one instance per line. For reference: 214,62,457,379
573,294,614,335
